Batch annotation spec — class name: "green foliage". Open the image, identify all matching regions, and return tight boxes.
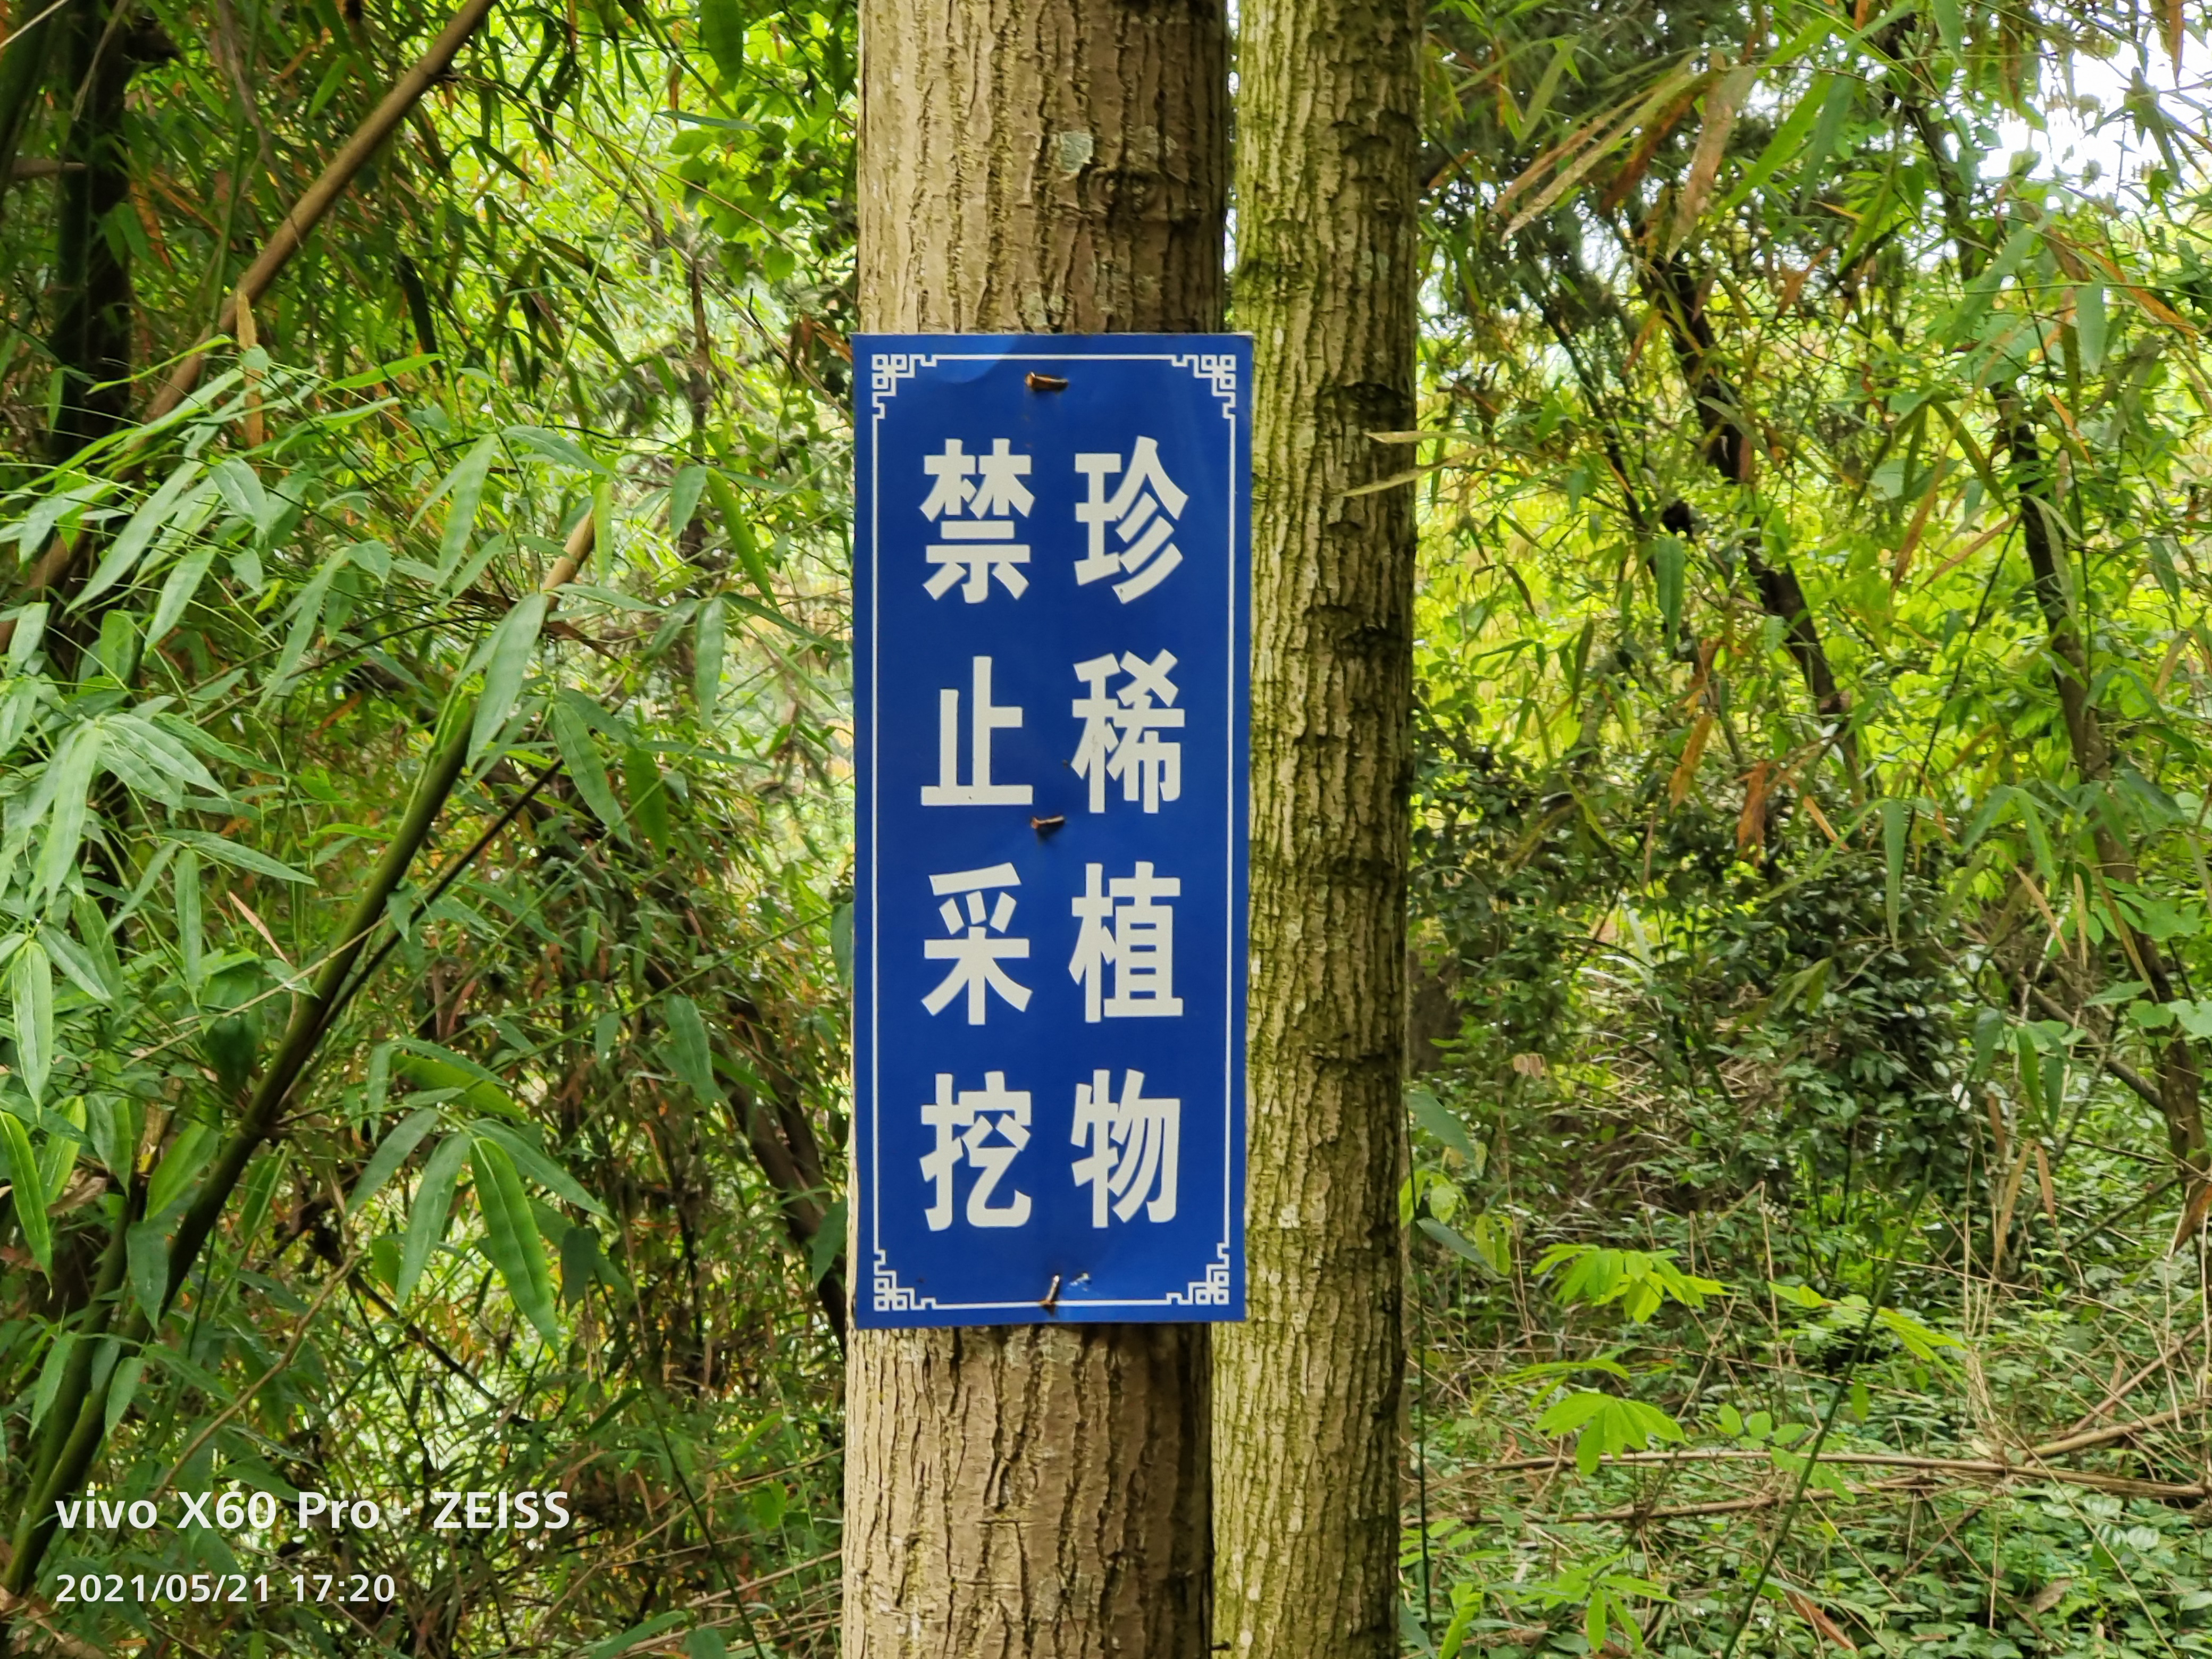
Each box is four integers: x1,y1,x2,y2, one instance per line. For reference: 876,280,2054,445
0,0,856,1647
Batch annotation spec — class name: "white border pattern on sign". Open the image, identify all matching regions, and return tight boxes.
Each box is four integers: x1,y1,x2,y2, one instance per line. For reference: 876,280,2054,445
872,1251,939,1314
1169,353,1237,417
869,353,937,420
1163,1242,1234,1307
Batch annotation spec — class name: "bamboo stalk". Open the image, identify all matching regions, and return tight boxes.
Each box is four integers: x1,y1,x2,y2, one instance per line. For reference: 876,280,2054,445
144,0,499,421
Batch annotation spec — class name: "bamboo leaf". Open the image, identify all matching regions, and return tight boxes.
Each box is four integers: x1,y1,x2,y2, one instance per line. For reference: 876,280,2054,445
433,434,500,580
663,995,720,1107
624,745,671,849
11,939,51,1104
395,1132,470,1306
38,924,110,1002
1671,63,1755,248
102,1355,143,1439
698,0,748,79
167,830,312,884
75,463,205,609
693,597,725,720
391,1039,525,1119
2076,281,2108,373
0,1109,51,1271
470,592,549,761
467,1119,607,1216
349,1106,445,1212
145,542,217,646
1882,797,1907,941
36,722,103,903
552,701,626,835
1407,1085,1480,1163
669,464,709,535
472,1136,561,1344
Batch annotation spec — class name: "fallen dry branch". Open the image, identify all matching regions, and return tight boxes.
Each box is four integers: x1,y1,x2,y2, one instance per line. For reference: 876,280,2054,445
1479,1432,2210,1506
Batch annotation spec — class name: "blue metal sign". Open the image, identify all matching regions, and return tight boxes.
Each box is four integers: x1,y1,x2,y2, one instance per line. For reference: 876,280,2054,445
853,334,1251,1328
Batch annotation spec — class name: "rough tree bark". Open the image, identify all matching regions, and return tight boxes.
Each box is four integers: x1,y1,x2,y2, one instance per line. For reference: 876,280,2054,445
1213,0,1419,1654
841,3,1226,1654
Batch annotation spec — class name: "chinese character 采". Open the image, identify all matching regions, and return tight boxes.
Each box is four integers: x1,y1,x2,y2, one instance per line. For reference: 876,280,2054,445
920,1071,1033,1229
923,864,1033,1024
1071,1069,1179,1226
922,438,1034,602
1074,437,1188,602
922,655,1032,806
1068,861,1184,1022
1070,648,1184,814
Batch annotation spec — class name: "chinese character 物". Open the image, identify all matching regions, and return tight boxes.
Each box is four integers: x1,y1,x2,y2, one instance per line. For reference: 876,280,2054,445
922,655,1032,806
1074,437,1188,602
1070,648,1184,814
923,438,1034,602
1071,1069,1179,1226
923,864,1033,1024
921,1070,1033,1229
1068,861,1184,1022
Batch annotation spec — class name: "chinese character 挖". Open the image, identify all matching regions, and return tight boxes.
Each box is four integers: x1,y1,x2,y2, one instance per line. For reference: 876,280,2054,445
1073,437,1188,602
920,1070,1033,1229
1071,1069,1179,1226
1070,649,1184,814
1068,861,1184,1023
923,438,1033,602
922,655,1032,806
923,864,1033,1024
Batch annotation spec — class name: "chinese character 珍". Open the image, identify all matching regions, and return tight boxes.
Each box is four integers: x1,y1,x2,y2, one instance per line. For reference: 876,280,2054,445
1070,649,1185,814
923,864,1033,1024
922,438,1034,602
1074,437,1188,602
1071,1069,1179,1226
920,1071,1033,1229
922,655,1032,806
1068,861,1184,1023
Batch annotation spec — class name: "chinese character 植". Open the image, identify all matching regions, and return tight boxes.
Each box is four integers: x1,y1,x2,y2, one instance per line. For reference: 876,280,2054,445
924,864,1032,1024
921,1070,1033,1229
1071,1069,1179,1226
923,655,1032,806
923,438,1033,602
1070,649,1184,814
1068,861,1184,1022
1074,437,1188,602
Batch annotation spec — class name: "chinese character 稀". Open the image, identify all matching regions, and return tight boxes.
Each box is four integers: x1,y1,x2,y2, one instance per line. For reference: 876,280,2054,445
923,438,1033,603
1074,437,1187,603
1070,649,1184,814
921,1071,1033,1229
1068,861,1184,1022
1071,1069,1179,1226
923,864,1033,1024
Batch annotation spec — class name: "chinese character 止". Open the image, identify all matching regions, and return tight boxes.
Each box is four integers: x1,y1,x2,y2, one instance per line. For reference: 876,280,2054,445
1074,437,1188,602
1068,861,1184,1023
1071,1069,1179,1226
920,1070,1033,1229
922,655,1032,806
923,438,1033,602
1070,649,1184,814
923,864,1033,1024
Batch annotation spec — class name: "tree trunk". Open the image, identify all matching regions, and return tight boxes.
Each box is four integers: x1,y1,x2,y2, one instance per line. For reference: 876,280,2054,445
1213,0,1418,1653
841,3,1226,1653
